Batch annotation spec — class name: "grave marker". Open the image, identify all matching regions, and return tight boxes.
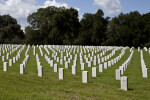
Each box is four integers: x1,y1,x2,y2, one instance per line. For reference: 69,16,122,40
9,59,12,66
121,76,128,91
59,68,64,80
92,67,97,77
82,71,88,83
20,64,24,74
72,65,76,75
116,69,121,80
3,62,7,72
38,66,43,77
54,64,58,72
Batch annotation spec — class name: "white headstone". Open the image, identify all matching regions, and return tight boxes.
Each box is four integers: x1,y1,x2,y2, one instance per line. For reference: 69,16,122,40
60,59,63,65
98,58,101,64
59,68,64,80
142,68,148,78
92,67,97,77
6,54,9,59
16,55,18,61
80,59,83,64
13,57,16,63
72,65,76,75
88,61,91,67
93,59,96,66
23,61,26,68
116,69,121,80
50,60,53,67
81,63,85,70
57,57,59,62
101,57,104,62
82,71,88,83
90,57,93,61
54,64,58,72
64,56,66,61
9,59,12,66
68,58,71,63
121,76,128,91
108,61,111,67
3,62,7,72
65,61,68,69
119,66,124,75
2,56,5,62
20,64,24,74
104,62,108,69
38,66,43,77
73,60,77,66
99,64,103,72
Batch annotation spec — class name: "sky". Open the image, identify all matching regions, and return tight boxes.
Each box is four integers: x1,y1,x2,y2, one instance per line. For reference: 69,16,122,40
0,0,150,30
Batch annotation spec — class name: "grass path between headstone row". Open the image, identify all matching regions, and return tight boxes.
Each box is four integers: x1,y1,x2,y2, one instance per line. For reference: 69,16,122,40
120,49,150,100
0,48,149,100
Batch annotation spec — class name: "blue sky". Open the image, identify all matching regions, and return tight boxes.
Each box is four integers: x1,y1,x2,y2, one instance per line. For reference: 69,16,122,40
37,0,150,17
0,0,150,30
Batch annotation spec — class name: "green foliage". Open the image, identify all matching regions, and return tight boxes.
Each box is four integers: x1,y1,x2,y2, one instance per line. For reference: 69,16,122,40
0,14,24,44
76,9,109,45
104,11,150,47
25,6,80,45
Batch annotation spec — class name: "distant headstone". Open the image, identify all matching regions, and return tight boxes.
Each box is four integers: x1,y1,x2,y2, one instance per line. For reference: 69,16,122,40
50,60,53,67
93,59,96,66
88,61,91,67
60,59,63,65
57,57,59,62
72,65,76,75
2,56,5,62
99,64,103,72
108,61,111,67
104,62,108,69
13,57,16,63
81,63,85,70
65,61,68,69
38,66,43,77
54,64,58,72
92,67,97,77
98,58,101,64
9,59,12,66
116,69,121,80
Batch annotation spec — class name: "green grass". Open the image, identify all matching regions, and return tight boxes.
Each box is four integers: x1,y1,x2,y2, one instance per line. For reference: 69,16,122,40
0,46,149,100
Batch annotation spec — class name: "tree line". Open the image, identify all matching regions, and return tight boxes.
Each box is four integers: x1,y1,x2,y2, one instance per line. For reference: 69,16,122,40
0,6,150,48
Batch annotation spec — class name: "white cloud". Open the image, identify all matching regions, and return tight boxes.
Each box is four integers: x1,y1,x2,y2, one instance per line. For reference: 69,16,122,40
43,0,69,8
94,0,122,16
0,0,38,30
74,7,80,12
0,0,80,31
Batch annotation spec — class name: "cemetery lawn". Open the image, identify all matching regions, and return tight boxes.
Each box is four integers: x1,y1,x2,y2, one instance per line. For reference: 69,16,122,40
0,47,150,100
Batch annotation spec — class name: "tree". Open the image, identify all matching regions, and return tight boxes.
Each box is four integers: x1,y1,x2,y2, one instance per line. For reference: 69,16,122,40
76,9,109,45
25,6,80,45
0,14,24,44
104,11,143,47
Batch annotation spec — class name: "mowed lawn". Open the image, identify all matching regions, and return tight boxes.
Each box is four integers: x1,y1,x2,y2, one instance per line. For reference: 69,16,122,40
0,46,149,100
